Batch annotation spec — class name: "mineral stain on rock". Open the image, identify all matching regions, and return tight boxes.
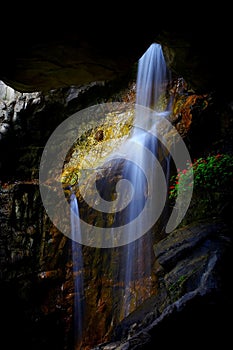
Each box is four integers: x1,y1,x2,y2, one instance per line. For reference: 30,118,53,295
95,129,104,142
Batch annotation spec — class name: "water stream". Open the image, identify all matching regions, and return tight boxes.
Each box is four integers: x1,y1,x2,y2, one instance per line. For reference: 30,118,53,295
70,42,173,345
117,43,173,316
70,192,85,347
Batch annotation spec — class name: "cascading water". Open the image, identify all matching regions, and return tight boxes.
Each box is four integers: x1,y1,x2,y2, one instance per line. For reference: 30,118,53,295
135,43,172,113
116,43,173,316
70,191,85,348
69,42,173,346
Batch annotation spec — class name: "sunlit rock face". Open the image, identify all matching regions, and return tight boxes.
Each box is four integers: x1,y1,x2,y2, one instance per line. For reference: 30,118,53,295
0,81,16,102
0,79,136,181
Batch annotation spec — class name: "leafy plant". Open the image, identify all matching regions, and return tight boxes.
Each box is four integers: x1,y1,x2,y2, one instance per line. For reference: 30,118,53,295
169,153,233,201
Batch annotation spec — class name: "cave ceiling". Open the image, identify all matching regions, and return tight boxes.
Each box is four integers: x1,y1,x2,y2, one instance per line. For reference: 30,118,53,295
1,7,232,96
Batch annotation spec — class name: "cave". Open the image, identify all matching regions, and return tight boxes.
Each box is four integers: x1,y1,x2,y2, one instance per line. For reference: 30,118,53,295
0,9,233,350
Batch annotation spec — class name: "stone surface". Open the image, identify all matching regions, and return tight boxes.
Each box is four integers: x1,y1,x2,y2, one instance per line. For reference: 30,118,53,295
94,221,233,349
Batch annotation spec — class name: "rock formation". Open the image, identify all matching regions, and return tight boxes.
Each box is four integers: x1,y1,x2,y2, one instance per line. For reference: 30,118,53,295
0,10,233,349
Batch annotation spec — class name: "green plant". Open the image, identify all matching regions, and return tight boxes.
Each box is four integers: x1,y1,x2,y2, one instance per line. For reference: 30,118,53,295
169,153,233,201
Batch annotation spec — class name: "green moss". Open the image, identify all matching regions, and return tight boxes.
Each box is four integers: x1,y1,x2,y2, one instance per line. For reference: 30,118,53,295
168,274,187,301
61,108,134,186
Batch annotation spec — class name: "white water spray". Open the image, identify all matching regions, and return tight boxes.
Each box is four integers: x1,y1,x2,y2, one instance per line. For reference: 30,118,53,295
70,192,85,347
119,42,173,316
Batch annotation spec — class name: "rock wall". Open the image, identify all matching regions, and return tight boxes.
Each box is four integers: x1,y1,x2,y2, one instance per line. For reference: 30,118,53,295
0,58,232,350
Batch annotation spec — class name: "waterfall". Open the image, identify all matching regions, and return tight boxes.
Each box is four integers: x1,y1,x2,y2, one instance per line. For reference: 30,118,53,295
119,43,173,316
69,42,173,343
70,192,85,347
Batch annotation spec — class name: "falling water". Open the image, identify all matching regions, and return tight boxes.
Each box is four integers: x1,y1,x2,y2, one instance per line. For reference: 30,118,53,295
69,42,173,345
135,42,172,113
70,192,85,348
119,42,173,317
